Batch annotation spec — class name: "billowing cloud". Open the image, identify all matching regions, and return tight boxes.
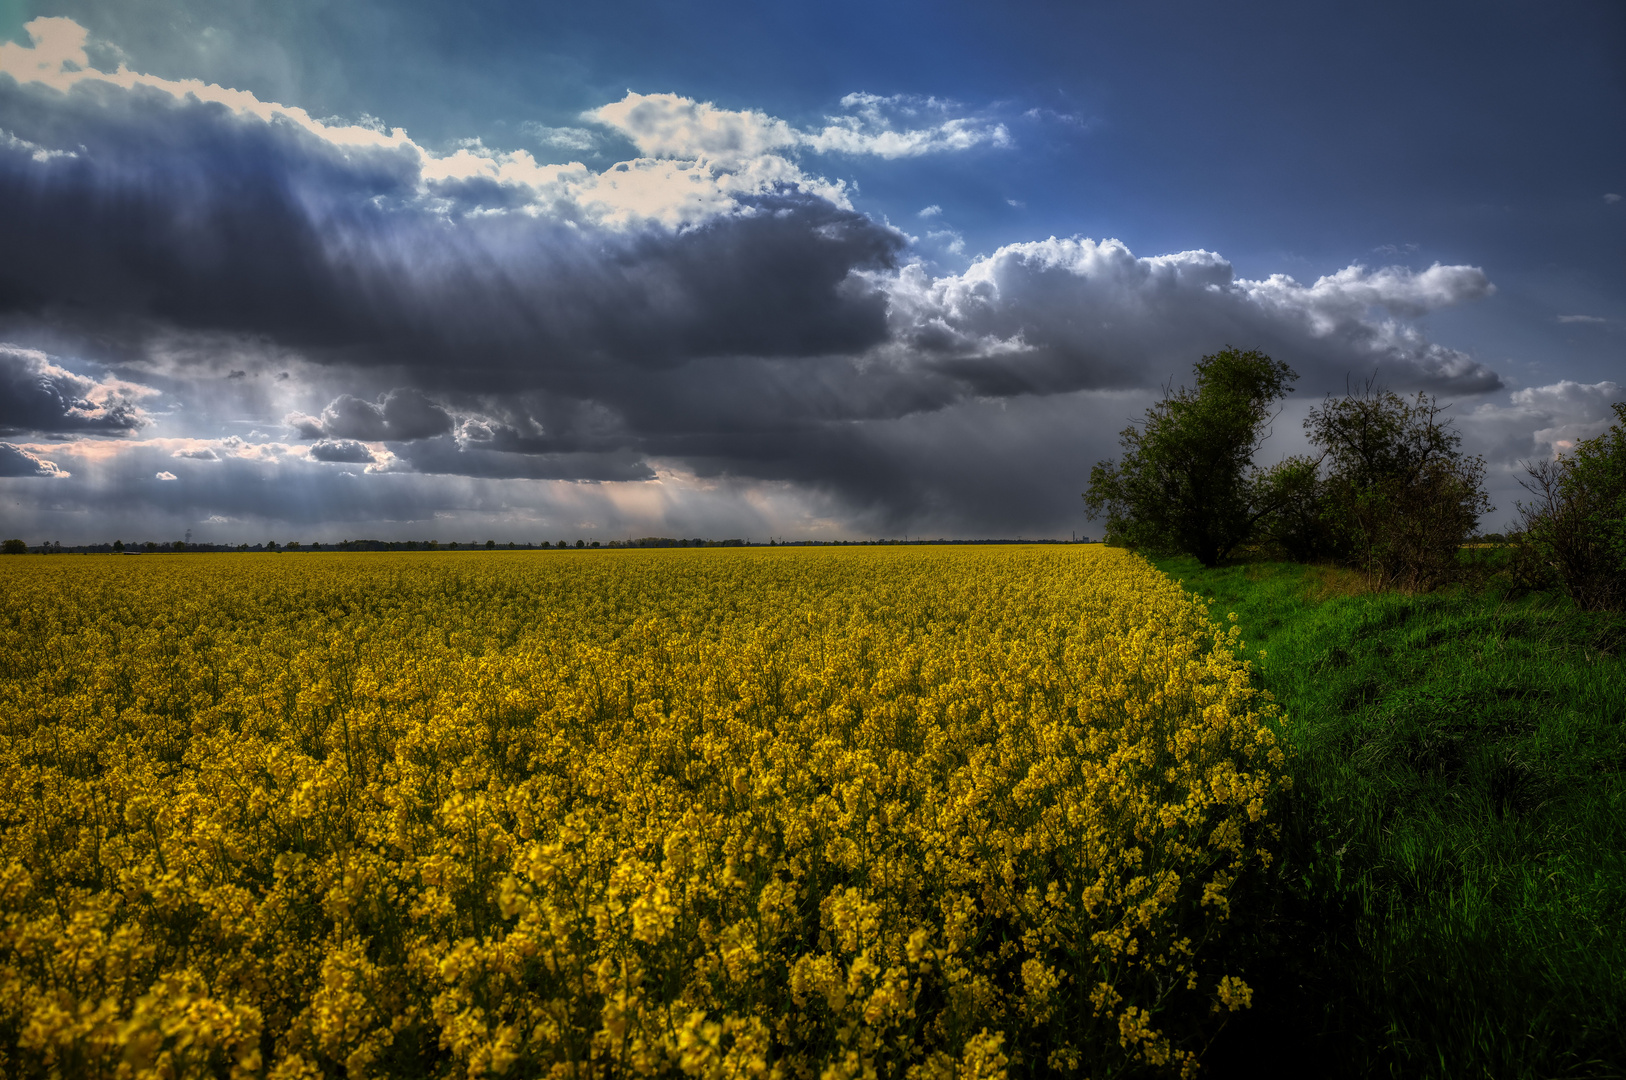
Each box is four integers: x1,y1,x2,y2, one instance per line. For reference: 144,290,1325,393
289,389,454,442
0,442,69,477
1464,380,1623,463
0,25,905,373
883,239,1500,395
0,344,154,436
0,16,1526,541
309,439,378,464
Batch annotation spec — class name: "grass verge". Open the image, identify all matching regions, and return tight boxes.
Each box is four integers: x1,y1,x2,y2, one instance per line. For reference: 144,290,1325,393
1149,557,1626,1079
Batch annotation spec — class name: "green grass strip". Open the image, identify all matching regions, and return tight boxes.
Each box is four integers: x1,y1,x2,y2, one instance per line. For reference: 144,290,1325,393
1151,557,1626,1079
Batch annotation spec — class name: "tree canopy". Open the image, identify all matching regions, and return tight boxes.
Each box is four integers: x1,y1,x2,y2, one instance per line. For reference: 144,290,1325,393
1084,347,1297,567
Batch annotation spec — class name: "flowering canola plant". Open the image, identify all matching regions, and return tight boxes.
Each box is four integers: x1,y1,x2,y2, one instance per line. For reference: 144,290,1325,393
0,547,1287,1079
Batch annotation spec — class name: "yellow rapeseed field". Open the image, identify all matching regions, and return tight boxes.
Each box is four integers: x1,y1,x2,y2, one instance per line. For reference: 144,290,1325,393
0,547,1287,1079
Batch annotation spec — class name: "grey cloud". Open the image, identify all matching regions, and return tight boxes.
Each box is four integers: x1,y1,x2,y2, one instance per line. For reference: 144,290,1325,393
0,344,151,436
292,389,454,441
884,240,1502,399
309,439,376,463
0,78,902,383
396,437,656,481
0,442,68,477
0,43,1517,538
1463,380,1624,465
12,443,453,530
0,438,681,541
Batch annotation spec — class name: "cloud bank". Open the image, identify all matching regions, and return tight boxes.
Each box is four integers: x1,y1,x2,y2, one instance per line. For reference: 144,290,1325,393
0,16,1544,541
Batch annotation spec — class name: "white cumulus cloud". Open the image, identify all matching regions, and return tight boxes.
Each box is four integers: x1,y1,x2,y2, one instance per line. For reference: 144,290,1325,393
881,238,1500,394
1464,380,1623,463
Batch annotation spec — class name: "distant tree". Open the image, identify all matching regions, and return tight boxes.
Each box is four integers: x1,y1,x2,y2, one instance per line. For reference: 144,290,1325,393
144,541,159,553
1306,382,1491,591
112,539,125,552
1,539,26,555
575,539,585,549
1514,401,1626,610
172,540,186,551
1084,347,1298,567
485,539,496,549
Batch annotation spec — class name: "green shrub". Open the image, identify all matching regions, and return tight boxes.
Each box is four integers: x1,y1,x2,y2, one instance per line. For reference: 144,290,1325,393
1515,402,1626,611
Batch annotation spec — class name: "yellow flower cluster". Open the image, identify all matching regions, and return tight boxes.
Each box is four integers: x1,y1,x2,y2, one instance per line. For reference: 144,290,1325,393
0,547,1287,1078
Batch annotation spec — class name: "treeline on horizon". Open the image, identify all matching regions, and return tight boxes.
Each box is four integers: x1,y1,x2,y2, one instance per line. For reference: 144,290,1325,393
1085,346,1626,609
0,536,1094,555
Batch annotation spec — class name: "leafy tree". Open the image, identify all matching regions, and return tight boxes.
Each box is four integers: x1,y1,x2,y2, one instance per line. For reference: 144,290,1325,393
1253,454,1342,562
1514,401,1626,610
1084,347,1297,567
1,539,26,555
1305,382,1491,591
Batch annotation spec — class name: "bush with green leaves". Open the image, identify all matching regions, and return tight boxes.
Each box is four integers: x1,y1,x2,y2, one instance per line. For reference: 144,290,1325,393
1514,401,1626,611
1302,383,1491,590
1084,347,1297,567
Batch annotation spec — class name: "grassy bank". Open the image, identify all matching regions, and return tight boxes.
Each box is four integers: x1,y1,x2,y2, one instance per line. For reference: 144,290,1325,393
1151,557,1626,1078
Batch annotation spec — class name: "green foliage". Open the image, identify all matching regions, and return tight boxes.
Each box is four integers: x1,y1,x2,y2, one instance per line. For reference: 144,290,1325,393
0,540,26,556
1252,455,1341,562
1515,401,1626,611
1304,384,1491,590
1158,556,1626,1078
1084,347,1297,567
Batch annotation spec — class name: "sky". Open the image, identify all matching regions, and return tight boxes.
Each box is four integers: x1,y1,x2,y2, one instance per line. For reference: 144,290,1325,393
0,0,1621,544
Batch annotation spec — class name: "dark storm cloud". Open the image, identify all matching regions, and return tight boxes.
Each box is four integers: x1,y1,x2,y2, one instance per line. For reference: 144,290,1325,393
0,442,67,477
0,344,151,436
290,388,453,441
0,24,1519,538
0,77,901,382
394,437,656,481
308,438,376,463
